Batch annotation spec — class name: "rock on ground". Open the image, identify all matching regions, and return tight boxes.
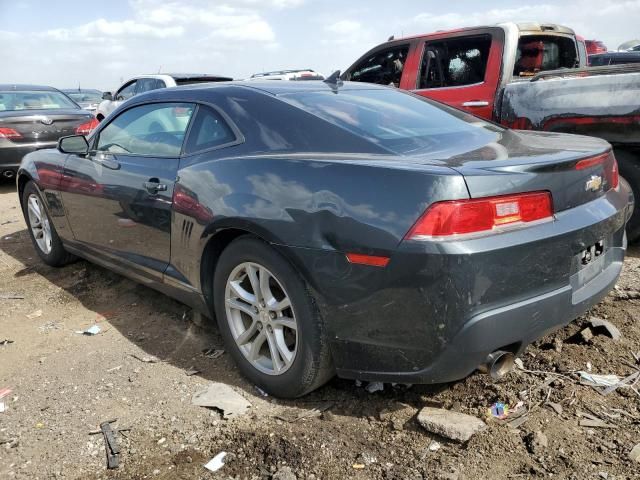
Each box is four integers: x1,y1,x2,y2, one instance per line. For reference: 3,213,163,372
416,407,486,443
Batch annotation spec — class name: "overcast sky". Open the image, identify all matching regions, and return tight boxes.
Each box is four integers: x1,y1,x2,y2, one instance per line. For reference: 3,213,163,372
1,0,638,91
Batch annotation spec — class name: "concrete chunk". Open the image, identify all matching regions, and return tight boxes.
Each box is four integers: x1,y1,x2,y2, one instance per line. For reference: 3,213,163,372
416,407,486,443
588,317,622,341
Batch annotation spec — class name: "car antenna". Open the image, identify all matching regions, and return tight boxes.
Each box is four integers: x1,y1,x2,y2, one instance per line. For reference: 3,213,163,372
323,70,343,90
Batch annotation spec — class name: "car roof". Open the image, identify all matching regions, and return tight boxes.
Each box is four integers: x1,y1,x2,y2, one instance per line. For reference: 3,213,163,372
165,73,232,80
62,88,102,93
0,84,60,91
173,80,390,96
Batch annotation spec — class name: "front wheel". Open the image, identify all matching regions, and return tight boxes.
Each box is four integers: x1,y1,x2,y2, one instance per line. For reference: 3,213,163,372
22,181,76,267
213,237,333,398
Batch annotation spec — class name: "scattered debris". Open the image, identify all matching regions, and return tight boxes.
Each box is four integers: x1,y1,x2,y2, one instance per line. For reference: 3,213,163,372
202,348,225,359
26,309,42,319
514,358,525,369
276,401,334,423
365,381,384,393
0,339,14,346
0,402,5,413
273,465,297,480
576,410,616,429
204,452,228,472
352,464,365,470
428,441,441,452
579,371,621,388
100,421,120,469
579,327,594,343
254,385,268,397
0,293,23,300
546,401,563,415
76,325,101,335
588,317,622,341
192,382,251,419
601,370,640,395
525,430,548,454
488,402,510,419
130,353,160,363
185,366,201,376
38,321,63,333
629,443,640,463
417,407,486,443
0,219,17,225
106,365,122,373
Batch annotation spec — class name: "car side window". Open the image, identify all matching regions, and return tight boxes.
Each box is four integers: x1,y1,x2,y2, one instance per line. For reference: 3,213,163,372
418,35,492,89
116,81,138,101
96,102,195,157
346,45,409,87
184,105,236,154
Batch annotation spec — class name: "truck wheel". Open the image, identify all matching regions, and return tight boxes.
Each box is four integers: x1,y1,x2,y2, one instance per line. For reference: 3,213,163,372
615,149,640,242
213,236,334,398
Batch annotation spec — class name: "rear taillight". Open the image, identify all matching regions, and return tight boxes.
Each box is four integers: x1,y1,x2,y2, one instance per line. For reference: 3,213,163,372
0,127,22,139
75,118,99,135
575,150,618,190
406,191,553,239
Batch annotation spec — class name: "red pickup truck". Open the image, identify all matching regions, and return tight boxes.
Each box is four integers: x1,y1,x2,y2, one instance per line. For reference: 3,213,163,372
343,22,640,239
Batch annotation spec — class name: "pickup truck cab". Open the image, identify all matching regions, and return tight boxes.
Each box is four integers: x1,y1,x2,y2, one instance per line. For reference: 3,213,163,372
344,22,640,239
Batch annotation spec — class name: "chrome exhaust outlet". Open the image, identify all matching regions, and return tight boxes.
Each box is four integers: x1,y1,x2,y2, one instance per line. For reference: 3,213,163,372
478,350,515,379
3,170,15,178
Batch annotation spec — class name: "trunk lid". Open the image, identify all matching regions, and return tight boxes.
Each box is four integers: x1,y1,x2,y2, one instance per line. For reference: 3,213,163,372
426,129,616,213
0,109,94,143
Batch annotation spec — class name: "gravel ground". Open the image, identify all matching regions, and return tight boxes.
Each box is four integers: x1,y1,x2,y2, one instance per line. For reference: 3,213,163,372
0,179,639,479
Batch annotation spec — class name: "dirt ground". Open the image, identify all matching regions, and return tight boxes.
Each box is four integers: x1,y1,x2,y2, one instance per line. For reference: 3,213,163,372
0,179,639,480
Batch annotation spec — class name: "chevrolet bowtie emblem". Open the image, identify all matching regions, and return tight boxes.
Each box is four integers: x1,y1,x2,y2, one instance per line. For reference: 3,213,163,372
40,116,53,125
585,175,603,192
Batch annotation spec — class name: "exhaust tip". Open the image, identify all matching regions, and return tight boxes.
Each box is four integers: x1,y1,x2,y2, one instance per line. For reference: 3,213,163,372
478,350,515,380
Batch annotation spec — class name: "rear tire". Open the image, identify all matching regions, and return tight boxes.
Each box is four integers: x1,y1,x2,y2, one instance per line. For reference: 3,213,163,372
21,181,76,267
616,149,640,242
213,236,334,398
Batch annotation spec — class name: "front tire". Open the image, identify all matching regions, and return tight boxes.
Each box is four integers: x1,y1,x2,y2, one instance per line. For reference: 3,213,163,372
22,181,76,267
213,237,333,398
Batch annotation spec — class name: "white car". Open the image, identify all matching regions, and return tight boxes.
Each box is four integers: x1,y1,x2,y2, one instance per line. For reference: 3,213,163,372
248,69,325,81
96,73,232,120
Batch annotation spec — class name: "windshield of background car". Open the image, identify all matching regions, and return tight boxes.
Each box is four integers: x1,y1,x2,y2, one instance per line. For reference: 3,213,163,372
66,91,102,103
0,91,79,111
513,35,578,77
281,88,502,155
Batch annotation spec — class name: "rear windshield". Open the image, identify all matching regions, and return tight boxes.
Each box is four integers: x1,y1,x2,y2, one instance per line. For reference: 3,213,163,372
0,91,78,111
281,88,502,155
65,91,102,103
513,35,578,77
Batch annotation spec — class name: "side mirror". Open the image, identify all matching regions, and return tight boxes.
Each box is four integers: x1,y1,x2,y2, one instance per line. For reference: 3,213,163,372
58,135,89,154
102,91,113,101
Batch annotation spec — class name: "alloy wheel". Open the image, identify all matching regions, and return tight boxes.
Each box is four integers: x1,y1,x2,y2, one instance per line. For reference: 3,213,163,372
224,262,298,375
27,194,52,255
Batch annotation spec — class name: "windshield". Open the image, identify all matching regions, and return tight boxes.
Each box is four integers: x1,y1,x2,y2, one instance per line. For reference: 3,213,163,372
65,91,102,103
281,88,502,155
0,91,79,111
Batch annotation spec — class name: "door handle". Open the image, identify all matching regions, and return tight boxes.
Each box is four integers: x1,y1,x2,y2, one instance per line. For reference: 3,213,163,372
462,101,489,107
143,179,167,194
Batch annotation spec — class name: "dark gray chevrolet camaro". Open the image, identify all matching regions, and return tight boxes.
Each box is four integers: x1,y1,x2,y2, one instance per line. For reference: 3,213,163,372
17,80,633,397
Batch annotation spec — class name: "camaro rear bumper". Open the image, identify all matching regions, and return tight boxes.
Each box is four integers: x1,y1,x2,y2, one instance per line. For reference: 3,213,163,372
281,184,633,385
334,243,624,384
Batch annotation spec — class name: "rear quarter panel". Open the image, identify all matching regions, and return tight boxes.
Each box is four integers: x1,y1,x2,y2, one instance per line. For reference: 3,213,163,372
169,154,468,295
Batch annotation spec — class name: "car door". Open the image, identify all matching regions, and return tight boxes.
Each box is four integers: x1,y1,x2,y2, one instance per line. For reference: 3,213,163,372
60,102,196,280
410,29,504,120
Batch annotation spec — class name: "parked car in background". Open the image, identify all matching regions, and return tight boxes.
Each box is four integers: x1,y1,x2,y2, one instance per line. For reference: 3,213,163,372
343,22,640,241
16,80,632,397
618,39,640,52
0,84,97,178
96,73,233,120
585,39,607,55
249,69,325,81
62,88,103,112
589,51,640,66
